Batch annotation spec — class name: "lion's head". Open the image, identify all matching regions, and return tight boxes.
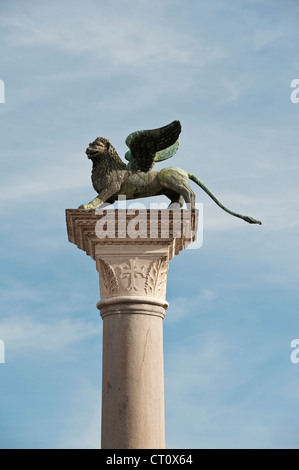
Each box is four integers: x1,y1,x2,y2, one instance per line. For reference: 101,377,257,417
85,137,126,172
86,137,115,159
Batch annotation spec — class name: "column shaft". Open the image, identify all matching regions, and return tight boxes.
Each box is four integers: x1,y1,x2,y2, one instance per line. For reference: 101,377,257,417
100,302,165,449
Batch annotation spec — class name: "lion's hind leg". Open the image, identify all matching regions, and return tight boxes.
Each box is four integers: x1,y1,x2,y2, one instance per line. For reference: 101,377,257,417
168,193,184,209
160,169,196,209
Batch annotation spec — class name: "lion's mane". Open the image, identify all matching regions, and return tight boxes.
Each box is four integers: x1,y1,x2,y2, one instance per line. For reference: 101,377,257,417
88,137,127,176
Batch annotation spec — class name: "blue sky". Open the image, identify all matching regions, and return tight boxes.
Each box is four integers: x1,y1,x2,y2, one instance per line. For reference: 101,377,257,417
0,0,299,449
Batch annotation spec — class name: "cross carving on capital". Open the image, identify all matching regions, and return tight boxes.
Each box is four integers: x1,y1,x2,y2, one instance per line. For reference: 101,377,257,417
119,258,146,292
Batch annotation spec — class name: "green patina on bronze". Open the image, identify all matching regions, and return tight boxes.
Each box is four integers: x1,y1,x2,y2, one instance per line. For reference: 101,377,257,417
79,120,261,225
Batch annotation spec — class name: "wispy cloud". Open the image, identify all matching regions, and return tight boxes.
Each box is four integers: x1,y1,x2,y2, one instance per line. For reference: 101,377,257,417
0,150,89,203
0,314,100,355
0,1,225,70
252,28,283,51
216,81,240,105
165,324,299,448
166,289,216,323
0,282,42,302
1,0,299,450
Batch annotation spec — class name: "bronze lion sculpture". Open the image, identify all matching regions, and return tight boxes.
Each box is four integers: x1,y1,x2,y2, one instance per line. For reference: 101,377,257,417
79,120,261,225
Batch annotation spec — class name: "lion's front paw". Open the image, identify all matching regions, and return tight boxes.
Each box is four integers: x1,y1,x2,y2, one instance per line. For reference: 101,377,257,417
78,203,92,210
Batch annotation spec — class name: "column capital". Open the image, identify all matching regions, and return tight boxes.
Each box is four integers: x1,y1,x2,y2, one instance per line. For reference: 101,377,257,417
66,209,198,309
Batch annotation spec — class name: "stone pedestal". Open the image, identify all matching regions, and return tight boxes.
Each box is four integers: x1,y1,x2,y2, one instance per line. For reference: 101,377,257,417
66,209,198,449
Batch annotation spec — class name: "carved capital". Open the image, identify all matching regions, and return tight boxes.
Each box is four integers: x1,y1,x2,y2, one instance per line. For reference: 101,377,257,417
145,257,168,298
97,259,119,297
65,209,198,309
96,253,169,301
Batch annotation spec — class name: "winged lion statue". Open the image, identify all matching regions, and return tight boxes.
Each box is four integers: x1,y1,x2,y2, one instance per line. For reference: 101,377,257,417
78,120,261,225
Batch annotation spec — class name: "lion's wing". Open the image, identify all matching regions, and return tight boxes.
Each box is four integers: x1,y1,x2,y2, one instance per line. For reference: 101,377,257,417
125,120,181,172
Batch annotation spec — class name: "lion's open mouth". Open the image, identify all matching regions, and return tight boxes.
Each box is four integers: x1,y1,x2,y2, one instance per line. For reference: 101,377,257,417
86,148,99,158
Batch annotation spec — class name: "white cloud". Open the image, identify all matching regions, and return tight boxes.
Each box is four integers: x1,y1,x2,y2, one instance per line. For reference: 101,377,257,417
216,81,240,105
0,282,42,302
166,289,216,323
0,150,90,203
252,28,283,51
0,1,225,70
0,314,100,354
164,322,298,448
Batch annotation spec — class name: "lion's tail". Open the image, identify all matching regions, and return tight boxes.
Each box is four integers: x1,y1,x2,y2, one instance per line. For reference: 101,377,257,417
187,172,262,225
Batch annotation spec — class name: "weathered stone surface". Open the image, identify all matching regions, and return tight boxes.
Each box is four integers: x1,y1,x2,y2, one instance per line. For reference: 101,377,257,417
65,209,198,449
66,209,198,260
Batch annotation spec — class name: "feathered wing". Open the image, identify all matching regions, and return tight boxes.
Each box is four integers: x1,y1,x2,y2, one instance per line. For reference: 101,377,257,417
125,120,181,172
155,139,180,162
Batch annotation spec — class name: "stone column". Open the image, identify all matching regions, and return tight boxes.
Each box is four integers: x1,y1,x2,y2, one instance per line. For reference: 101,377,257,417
66,209,198,449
